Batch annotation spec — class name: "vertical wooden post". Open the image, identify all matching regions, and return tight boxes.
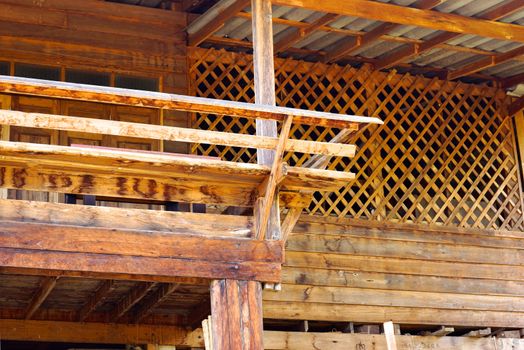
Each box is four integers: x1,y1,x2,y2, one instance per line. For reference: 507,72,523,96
208,2,274,349
210,280,264,350
0,94,11,200
252,0,281,240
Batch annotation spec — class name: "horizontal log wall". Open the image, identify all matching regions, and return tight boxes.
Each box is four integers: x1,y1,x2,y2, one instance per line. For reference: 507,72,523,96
262,216,524,327
189,47,524,231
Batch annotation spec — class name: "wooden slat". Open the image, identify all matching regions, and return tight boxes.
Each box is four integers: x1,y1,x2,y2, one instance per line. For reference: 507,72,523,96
509,95,524,116
24,276,58,320
274,0,524,42
0,76,381,128
0,220,284,282
0,109,357,157
187,0,250,47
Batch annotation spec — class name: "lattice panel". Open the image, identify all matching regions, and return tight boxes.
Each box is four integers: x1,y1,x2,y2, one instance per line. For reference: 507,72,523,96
189,48,524,231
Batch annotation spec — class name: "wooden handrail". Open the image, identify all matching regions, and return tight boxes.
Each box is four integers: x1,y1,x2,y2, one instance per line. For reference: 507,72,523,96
0,75,383,128
0,110,357,157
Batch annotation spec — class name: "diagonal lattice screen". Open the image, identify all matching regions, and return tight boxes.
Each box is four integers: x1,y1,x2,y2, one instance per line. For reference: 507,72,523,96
189,48,524,231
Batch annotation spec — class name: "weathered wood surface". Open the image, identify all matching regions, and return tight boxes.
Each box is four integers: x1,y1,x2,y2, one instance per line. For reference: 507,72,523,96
262,216,524,327
3,320,524,349
0,220,283,282
211,279,264,350
0,199,253,238
0,110,357,157
0,76,382,128
0,142,355,204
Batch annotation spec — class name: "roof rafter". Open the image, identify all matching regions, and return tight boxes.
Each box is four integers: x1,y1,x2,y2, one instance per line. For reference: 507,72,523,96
132,283,179,324
25,276,58,320
374,0,524,70
77,280,116,322
448,45,524,80
502,72,524,89
273,0,524,43
111,282,158,321
186,0,250,46
275,13,340,53
325,0,444,63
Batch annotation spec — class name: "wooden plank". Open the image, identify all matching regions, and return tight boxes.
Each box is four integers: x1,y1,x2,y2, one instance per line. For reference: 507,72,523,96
263,331,524,350
263,284,524,312
187,0,250,46
0,109,357,157
0,199,253,238
210,280,264,350
272,0,524,43
256,116,293,239
502,71,524,89
0,221,283,282
384,322,398,350
0,319,197,346
24,276,58,320
0,76,381,128
77,280,115,322
509,96,524,116
374,0,524,69
263,301,524,327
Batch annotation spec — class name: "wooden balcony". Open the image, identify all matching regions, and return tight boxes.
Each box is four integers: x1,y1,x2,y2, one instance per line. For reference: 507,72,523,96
0,75,381,284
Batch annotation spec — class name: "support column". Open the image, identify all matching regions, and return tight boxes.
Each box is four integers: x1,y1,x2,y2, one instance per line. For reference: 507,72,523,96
210,280,264,350
209,2,275,349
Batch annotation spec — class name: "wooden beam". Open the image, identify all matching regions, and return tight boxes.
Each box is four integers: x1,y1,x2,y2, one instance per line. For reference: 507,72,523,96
0,109,357,157
187,0,250,46
0,319,199,346
210,280,264,350
325,0,443,63
384,321,399,350
0,199,252,238
24,276,58,320
448,45,524,80
0,220,284,282
375,0,524,69
77,280,116,322
509,96,524,116
273,0,524,43
132,283,179,323
275,13,340,53
0,76,382,129
256,115,293,240
112,282,158,321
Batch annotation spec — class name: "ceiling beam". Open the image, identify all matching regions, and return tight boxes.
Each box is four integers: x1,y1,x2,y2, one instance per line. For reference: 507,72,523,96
374,0,524,70
273,0,524,43
132,283,179,324
325,0,444,63
77,280,116,322
274,13,340,53
24,277,58,320
186,0,250,46
502,72,524,89
448,45,524,80
509,96,524,116
112,282,158,321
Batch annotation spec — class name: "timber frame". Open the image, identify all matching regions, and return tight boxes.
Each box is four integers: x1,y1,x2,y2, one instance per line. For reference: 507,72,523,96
2,0,524,349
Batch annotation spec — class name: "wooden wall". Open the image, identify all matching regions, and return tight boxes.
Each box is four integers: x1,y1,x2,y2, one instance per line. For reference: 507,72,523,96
264,216,524,328
189,48,524,232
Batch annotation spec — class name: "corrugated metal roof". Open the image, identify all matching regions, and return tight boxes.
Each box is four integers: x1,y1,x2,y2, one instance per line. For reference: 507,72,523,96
205,0,524,82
